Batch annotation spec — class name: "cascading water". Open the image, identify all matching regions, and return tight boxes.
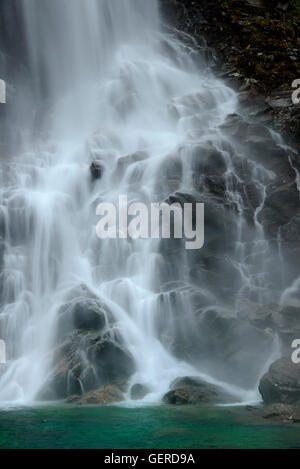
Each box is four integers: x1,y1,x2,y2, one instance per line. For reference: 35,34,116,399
0,0,282,405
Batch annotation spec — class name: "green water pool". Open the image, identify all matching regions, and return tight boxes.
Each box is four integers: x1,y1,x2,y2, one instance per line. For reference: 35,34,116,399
0,404,299,449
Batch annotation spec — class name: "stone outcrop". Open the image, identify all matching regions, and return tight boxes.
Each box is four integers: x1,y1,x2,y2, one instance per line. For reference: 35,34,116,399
163,376,237,405
170,307,274,388
37,285,135,401
259,357,300,405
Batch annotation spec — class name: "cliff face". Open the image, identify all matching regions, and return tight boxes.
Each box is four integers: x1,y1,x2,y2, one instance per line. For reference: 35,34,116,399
160,0,300,145
161,0,300,414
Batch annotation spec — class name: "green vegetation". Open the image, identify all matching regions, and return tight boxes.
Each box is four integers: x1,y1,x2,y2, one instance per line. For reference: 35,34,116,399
202,0,300,91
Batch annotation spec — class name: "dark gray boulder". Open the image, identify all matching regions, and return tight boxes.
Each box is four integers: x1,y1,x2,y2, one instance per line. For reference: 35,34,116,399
130,383,151,400
237,301,281,329
259,357,300,405
258,180,300,237
58,295,111,336
163,376,236,405
37,330,135,401
37,285,135,401
191,143,227,176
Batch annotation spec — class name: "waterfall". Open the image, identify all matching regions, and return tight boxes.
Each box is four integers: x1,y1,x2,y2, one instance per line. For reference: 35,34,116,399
0,0,280,405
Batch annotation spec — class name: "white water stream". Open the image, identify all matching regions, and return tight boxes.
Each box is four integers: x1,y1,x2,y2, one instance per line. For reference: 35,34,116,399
0,0,280,405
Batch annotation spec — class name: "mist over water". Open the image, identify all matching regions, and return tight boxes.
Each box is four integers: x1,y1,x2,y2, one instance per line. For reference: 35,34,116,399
0,0,282,405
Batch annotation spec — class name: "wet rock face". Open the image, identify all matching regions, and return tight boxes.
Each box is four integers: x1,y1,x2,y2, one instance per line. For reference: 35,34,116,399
189,256,243,300
238,302,300,352
258,180,300,238
157,98,299,309
191,144,227,176
161,0,300,146
163,111,299,250
0,1,24,47
267,91,300,145
281,215,300,243
259,358,300,405
245,402,300,423
0,237,5,273
28,1,299,406
171,308,274,389
37,285,135,401
163,376,236,405
38,329,135,401
117,151,148,169
58,296,110,334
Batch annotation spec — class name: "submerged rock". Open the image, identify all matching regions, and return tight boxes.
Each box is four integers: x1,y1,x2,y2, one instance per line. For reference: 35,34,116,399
163,376,236,405
259,357,300,405
260,403,300,422
37,330,135,401
281,215,300,243
191,143,227,176
69,385,124,405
